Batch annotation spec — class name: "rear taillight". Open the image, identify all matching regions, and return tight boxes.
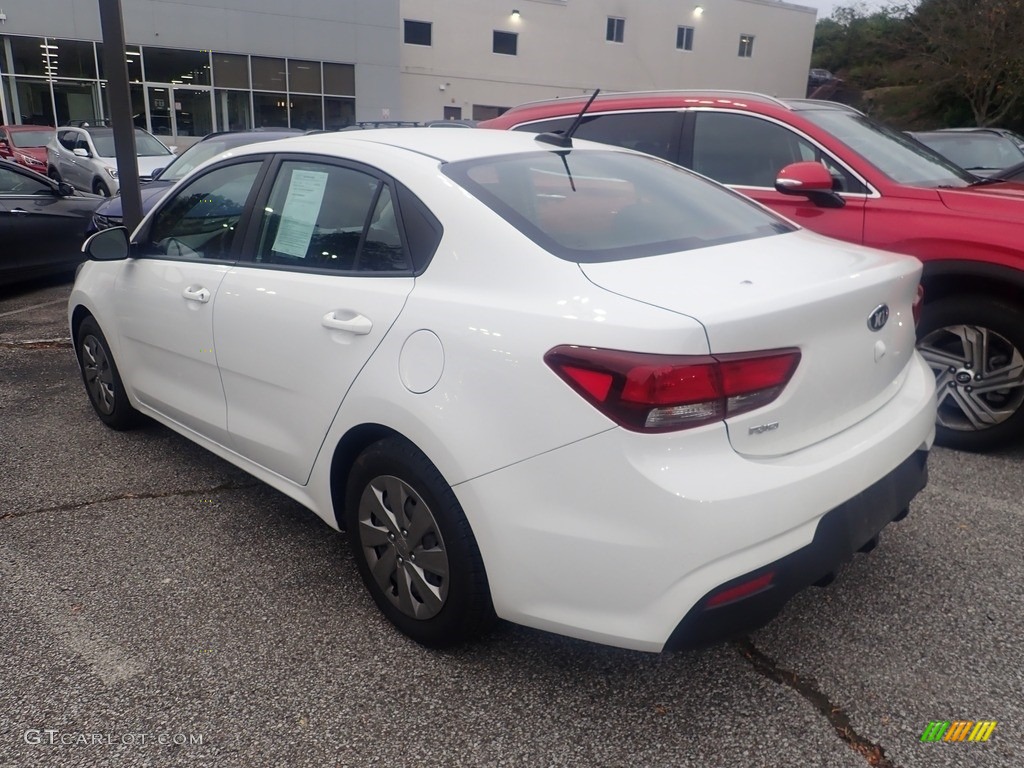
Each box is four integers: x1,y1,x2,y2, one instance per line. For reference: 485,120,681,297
912,284,924,327
545,345,801,432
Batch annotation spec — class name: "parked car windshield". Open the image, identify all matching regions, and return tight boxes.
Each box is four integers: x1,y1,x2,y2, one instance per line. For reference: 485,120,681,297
89,128,173,158
802,109,976,188
10,129,53,148
443,149,794,262
914,132,1024,173
157,138,243,182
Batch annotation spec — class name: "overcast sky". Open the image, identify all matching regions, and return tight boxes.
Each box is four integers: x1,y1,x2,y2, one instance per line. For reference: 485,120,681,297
797,0,900,20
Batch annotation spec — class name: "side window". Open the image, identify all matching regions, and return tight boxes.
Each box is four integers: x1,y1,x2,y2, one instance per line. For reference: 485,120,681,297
513,113,680,162
58,130,78,150
694,112,845,189
144,161,262,261
254,161,411,273
0,167,49,195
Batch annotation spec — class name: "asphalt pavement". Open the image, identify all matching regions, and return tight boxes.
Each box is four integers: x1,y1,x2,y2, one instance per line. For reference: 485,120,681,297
1,276,1021,768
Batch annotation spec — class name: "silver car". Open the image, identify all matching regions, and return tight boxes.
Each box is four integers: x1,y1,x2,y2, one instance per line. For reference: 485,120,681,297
46,124,175,196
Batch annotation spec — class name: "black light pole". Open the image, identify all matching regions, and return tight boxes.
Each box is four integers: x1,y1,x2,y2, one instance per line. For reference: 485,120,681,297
97,0,143,232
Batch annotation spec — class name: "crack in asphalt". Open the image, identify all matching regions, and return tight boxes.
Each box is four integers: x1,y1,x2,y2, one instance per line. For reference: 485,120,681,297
0,481,260,522
733,638,900,768
0,337,72,350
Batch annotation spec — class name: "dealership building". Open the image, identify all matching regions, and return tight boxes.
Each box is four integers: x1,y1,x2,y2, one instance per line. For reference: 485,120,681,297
0,0,815,139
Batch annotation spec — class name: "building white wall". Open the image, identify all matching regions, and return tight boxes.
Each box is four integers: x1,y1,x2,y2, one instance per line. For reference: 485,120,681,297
400,0,817,122
0,0,402,122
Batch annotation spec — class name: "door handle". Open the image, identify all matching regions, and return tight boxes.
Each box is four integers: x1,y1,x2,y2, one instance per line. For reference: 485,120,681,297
182,286,211,304
321,310,373,335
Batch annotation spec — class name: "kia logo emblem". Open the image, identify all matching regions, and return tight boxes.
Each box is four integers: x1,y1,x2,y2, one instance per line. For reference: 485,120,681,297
867,304,889,332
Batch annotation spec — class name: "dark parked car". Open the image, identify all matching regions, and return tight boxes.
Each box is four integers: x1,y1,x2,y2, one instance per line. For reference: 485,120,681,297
89,128,302,231
0,159,101,287
909,128,1024,177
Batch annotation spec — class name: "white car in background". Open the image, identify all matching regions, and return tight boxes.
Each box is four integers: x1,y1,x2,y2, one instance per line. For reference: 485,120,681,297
46,123,174,196
69,128,935,652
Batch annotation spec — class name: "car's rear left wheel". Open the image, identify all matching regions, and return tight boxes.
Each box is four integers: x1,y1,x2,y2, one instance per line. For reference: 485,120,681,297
917,296,1024,451
345,436,495,647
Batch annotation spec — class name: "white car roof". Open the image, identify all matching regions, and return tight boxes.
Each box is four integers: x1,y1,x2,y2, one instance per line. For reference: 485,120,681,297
230,127,604,164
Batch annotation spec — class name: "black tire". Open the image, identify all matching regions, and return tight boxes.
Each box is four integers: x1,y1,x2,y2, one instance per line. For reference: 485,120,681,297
93,179,111,197
75,315,144,430
917,296,1024,451
345,436,495,647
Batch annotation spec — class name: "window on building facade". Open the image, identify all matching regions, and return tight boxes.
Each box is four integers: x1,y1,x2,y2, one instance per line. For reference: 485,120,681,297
288,59,321,94
324,63,355,96
212,53,250,89
252,56,287,91
606,17,625,43
738,34,755,57
493,31,518,56
142,46,211,86
404,20,432,46
676,26,694,51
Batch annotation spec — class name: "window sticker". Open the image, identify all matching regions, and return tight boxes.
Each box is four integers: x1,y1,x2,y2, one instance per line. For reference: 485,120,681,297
271,169,329,258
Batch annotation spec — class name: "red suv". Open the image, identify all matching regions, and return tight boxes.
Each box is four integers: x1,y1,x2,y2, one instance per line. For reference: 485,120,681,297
0,124,54,173
482,91,1024,450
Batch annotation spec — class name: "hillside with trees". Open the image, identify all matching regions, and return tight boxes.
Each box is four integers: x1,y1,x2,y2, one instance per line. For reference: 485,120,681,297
811,0,1024,131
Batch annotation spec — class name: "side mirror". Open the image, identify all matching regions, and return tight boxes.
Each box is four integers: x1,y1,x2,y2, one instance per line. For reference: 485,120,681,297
57,181,76,197
150,167,165,180
83,226,130,261
73,147,91,158
775,161,845,209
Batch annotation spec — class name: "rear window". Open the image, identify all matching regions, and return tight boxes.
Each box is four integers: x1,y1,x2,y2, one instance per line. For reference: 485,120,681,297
442,149,793,262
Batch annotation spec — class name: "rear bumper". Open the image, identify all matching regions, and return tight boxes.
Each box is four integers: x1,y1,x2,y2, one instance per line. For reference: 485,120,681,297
664,448,928,650
456,353,936,652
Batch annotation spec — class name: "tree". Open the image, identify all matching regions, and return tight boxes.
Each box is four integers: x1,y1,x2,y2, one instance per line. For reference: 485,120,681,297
910,0,1024,125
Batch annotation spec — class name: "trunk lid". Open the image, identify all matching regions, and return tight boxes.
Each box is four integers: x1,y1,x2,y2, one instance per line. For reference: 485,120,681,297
579,230,923,457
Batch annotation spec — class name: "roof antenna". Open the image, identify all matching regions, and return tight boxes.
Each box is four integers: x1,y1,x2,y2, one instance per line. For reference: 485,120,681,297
535,89,601,149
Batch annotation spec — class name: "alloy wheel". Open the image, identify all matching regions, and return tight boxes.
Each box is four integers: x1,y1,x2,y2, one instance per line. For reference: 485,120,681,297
918,323,1024,432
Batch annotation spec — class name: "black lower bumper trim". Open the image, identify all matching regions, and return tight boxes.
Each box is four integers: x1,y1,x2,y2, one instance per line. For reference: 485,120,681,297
665,449,928,651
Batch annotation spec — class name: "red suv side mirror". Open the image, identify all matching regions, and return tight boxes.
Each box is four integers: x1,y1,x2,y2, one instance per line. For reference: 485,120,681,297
775,161,845,209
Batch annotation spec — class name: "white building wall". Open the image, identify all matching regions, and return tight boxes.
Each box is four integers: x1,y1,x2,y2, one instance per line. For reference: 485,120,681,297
400,0,816,122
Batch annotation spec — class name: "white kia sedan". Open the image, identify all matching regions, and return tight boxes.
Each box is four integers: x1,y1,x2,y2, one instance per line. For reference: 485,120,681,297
70,129,936,652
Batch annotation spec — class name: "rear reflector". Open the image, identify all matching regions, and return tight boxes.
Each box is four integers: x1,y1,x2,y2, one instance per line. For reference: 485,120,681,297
545,345,801,432
705,571,776,608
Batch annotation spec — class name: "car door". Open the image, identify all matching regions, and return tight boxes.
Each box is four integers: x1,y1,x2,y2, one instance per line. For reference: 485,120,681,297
0,164,96,278
111,156,268,444
55,130,85,188
686,110,868,243
213,156,417,484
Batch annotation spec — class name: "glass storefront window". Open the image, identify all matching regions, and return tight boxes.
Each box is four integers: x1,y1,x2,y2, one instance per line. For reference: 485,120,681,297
12,79,55,125
97,44,144,83
174,88,214,136
288,59,320,94
289,94,322,130
48,39,97,80
51,81,100,124
213,53,249,89
216,89,252,131
142,46,211,86
252,92,288,127
251,57,286,91
325,97,355,130
8,36,48,76
324,63,355,96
